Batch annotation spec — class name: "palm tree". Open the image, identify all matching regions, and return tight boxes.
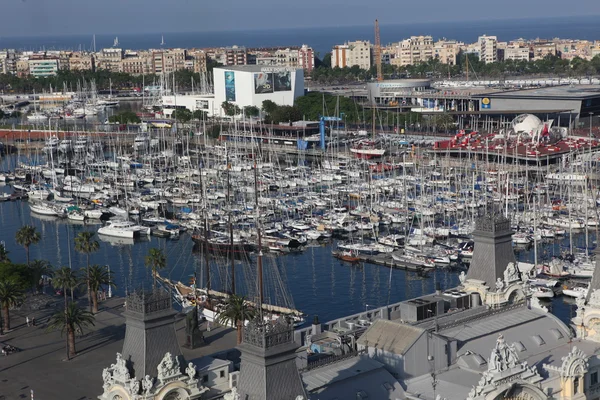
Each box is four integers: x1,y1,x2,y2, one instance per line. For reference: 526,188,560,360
86,265,115,314
74,231,99,312
0,243,10,263
53,266,80,306
28,259,53,293
145,248,166,290
15,225,40,267
0,280,23,332
47,302,95,359
217,294,256,345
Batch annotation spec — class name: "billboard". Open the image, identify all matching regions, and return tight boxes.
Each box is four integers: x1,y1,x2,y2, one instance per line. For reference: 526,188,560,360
225,71,236,101
274,72,292,92
195,99,209,110
254,73,273,94
481,97,491,109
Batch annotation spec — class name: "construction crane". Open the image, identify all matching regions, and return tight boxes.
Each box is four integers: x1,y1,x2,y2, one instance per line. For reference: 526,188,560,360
374,19,383,82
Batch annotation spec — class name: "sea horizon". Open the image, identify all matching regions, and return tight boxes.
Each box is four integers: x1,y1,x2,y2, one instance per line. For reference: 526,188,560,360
1,15,599,58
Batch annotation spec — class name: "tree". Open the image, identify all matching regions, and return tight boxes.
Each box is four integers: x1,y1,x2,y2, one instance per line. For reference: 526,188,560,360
0,280,23,332
269,105,302,125
108,111,141,124
0,109,5,120
172,108,192,124
261,100,278,115
0,243,10,263
15,225,40,267
217,294,256,344
47,302,95,359
74,231,99,312
221,101,240,117
145,248,166,290
192,109,208,121
28,259,53,293
53,266,79,306
86,265,115,314
0,262,30,290
243,105,260,118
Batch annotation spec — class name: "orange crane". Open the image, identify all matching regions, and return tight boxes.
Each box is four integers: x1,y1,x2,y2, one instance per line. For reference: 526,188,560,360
375,19,383,82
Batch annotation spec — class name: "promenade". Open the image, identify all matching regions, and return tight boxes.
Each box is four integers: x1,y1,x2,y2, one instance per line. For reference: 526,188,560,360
0,294,237,400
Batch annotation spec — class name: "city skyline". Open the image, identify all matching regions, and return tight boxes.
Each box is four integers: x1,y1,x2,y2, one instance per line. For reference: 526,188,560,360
1,0,600,37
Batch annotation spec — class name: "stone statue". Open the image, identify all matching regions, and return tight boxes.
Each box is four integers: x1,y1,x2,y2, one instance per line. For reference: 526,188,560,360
459,271,466,284
503,262,519,283
142,375,154,395
506,344,519,368
224,387,240,400
495,277,505,291
111,352,130,382
129,378,140,395
186,362,197,381
158,352,180,381
102,367,113,389
530,296,548,313
186,307,199,334
589,289,600,307
488,349,499,371
575,296,586,319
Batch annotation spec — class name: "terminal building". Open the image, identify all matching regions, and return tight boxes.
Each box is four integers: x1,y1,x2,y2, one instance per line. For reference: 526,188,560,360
162,65,304,119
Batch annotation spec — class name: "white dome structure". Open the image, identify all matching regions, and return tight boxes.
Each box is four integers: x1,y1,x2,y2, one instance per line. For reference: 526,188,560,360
511,114,543,135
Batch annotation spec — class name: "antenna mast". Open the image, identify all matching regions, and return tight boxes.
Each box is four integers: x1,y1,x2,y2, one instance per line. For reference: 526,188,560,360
375,19,383,82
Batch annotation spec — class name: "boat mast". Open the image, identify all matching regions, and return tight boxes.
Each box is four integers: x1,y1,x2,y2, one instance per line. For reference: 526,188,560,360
254,160,263,307
226,147,235,294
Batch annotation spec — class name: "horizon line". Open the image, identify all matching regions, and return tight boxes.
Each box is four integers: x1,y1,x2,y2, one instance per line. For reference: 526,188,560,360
1,14,599,40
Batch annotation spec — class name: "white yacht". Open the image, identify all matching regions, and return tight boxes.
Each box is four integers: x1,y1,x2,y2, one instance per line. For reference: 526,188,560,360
29,202,60,216
98,220,150,238
43,135,60,153
27,112,48,123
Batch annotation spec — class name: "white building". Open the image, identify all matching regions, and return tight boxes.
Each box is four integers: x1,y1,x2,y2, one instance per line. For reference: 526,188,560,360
28,59,59,77
213,65,304,115
478,35,498,64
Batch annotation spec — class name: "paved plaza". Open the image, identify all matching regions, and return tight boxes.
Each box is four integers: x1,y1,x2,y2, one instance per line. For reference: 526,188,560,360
0,295,237,400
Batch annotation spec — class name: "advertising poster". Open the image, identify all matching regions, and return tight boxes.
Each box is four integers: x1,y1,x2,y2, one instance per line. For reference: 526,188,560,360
225,71,236,101
254,73,273,94
274,72,292,92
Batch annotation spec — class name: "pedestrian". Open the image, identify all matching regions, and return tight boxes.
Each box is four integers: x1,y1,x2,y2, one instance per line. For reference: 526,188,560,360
31,317,35,327
26,316,30,327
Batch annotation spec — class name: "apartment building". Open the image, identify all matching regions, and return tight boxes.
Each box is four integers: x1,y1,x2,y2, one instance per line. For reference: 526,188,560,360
505,45,531,62
433,39,461,65
210,46,248,66
478,35,498,64
29,59,59,77
189,50,207,73
97,48,124,72
332,40,371,70
391,36,434,67
531,41,558,60
69,52,95,71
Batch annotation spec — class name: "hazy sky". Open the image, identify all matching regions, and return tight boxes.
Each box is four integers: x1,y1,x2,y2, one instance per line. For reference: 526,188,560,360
2,0,600,37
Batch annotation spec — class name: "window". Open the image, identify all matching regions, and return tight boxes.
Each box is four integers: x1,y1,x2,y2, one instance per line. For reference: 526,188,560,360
220,370,225,378
592,371,598,386
574,377,580,394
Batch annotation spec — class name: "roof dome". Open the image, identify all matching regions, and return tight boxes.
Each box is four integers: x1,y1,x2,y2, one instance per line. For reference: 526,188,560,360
511,114,542,134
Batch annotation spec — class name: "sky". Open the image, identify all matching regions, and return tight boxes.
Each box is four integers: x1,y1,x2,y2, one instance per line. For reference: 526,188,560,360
1,0,600,37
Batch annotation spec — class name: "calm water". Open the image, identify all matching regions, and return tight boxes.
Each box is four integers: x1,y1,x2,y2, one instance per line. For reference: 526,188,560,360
0,155,588,325
1,16,599,57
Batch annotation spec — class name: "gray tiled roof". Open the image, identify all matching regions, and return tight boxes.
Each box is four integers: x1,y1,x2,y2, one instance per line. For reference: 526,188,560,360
440,307,571,362
357,319,424,355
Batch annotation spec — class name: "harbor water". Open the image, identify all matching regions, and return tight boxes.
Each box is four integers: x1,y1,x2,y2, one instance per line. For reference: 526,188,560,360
0,155,587,327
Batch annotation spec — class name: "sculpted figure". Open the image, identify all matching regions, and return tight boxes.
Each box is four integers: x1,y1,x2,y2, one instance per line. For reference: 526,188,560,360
142,375,154,394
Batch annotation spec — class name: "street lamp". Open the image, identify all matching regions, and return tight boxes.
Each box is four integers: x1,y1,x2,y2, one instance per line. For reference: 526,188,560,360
590,112,594,140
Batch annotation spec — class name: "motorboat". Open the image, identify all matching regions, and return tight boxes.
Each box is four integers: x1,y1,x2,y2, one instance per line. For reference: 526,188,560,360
26,112,48,122
98,220,150,238
531,286,554,299
562,285,588,299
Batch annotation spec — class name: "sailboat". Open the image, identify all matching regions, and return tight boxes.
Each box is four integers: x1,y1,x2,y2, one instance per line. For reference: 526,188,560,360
160,35,165,46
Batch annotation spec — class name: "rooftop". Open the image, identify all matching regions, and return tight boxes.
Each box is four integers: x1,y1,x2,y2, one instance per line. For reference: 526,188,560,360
356,319,425,355
215,65,302,73
475,84,600,100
